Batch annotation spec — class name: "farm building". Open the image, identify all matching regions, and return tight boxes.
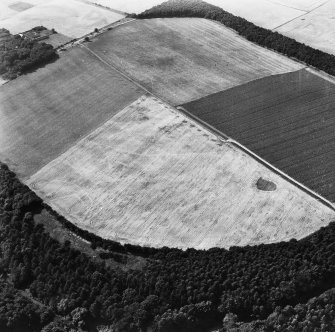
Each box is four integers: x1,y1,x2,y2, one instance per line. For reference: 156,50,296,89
20,27,54,42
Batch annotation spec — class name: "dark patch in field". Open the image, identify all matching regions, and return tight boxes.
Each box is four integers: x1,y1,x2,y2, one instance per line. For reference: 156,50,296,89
9,1,34,11
156,56,175,68
182,69,335,202
256,178,277,191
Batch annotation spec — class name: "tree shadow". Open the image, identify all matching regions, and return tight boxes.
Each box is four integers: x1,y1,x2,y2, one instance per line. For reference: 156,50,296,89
21,53,60,76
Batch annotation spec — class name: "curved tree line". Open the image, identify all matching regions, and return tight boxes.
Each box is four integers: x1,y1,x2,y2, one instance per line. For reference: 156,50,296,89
1,161,335,331
133,0,335,77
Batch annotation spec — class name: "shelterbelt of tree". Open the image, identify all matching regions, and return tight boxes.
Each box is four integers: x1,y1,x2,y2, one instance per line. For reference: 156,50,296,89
0,27,57,80
134,0,335,78
1,160,335,331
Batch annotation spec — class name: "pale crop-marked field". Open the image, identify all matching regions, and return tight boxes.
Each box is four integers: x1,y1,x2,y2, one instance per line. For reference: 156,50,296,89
268,0,326,11
28,96,335,250
0,0,23,20
0,46,143,179
88,18,303,105
209,0,335,54
85,0,164,14
276,1,335,55
0,0,55,21
207,0,326,28
206,0,303,29
0,0,124,38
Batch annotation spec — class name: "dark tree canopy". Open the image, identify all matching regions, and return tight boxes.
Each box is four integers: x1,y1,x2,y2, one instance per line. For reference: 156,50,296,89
0,5,335,330
0,27,57,80
0,159,335,332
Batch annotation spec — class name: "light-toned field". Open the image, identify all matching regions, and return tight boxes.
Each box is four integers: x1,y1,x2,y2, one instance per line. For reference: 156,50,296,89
0,46,143,178
28,96,335,250
0,1,17,21
0,0,124,38
207,0,303,29
276,1,335,55
88,18,303,105
0,0,48,20
268,0,326,11
208,0,335,54
46,33,72,48
9,1,34,12
85,0,164,14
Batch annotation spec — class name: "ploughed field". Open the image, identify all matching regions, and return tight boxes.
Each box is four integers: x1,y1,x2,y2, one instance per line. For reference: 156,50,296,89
28,95,335,249
183,69,335,202
87,17,303,105
0,46,143,178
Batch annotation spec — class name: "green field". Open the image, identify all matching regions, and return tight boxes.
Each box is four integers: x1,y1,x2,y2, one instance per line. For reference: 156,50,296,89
87,17,302,105
0,46,143,178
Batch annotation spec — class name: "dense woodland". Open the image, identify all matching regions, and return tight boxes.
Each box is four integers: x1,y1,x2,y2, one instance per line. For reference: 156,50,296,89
1,3,335,330
0,28,57,80
134,0,335,77
0,282,46,332
0,161,335,332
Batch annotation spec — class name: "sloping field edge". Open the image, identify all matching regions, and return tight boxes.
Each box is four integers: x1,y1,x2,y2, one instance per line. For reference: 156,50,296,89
177,106,335,212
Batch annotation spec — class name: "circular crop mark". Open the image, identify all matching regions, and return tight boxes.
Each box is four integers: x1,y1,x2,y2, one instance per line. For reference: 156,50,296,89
256,177,277,191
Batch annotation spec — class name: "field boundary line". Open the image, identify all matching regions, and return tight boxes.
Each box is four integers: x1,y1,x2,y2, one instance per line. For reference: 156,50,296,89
78,0,127,15
265,0,308,12
82,45,154,96
82,43,335,212
57,19,136,51
177,106,335,212
306,68,335,86
272,0,330,30
26,95,143,182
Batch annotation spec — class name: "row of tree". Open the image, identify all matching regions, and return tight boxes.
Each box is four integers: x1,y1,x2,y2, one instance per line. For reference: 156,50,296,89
219,287,335,331
0,28,57,80
133,0,335,76
1,159,335,332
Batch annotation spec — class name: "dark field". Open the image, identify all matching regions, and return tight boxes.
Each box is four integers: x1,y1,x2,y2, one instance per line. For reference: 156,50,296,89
0,46,143,179
183,69,335,202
